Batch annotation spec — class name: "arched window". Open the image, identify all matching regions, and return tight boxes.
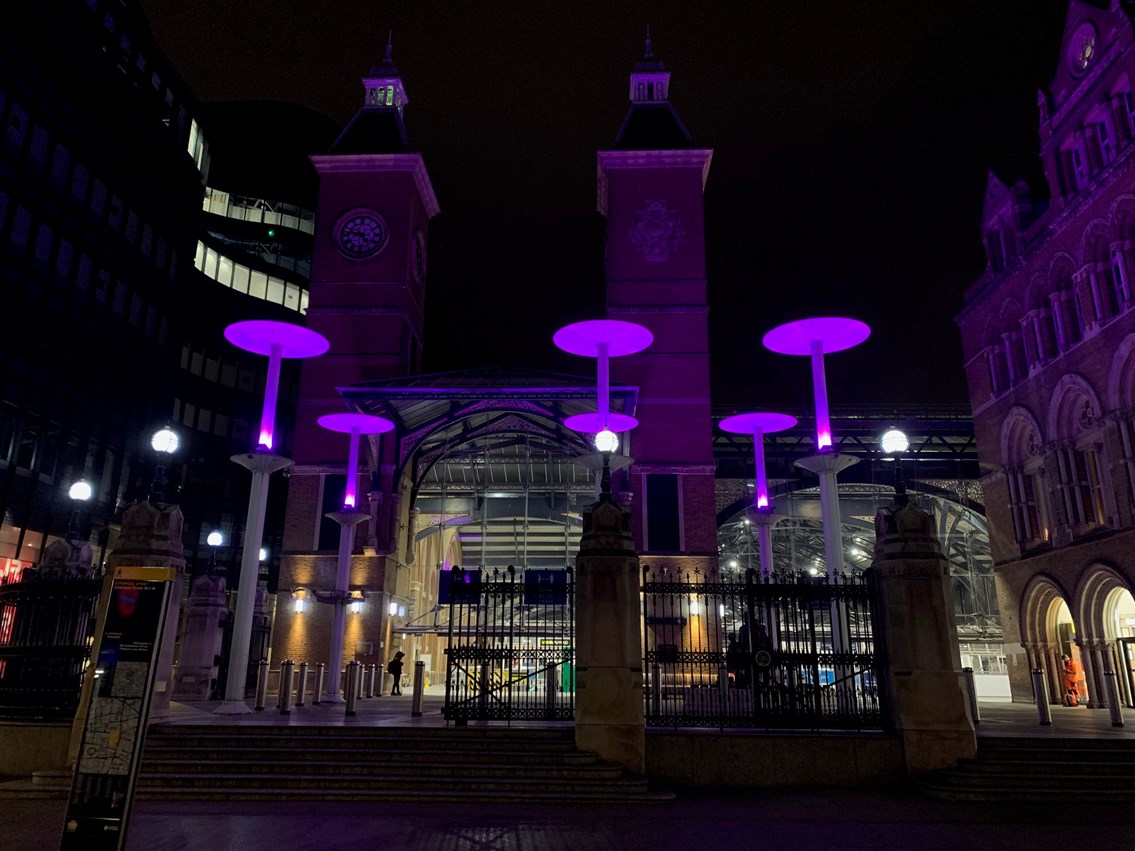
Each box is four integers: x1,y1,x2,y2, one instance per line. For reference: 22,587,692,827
1051,381,1111,534
1002,413,1050,548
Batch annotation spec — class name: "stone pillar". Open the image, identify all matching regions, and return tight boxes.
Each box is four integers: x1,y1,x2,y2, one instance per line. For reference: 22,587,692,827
872,500,975,774
574,486,645,774
99,501,186,723
172,573,228,701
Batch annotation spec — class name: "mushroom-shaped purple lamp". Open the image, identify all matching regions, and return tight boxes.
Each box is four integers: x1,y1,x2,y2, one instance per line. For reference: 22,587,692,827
317,413,395,509
554,319,652,435
225,320,329,451
316,412,393,702
762,318,869,452
719,412,797,511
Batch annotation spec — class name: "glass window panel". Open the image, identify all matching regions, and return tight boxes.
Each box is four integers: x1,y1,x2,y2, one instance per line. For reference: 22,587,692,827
231,264,249,294
204,248,218,279
284,282,300,310
266,276,284,304
300,289,309,314
249,270,268,300
216,253,233,286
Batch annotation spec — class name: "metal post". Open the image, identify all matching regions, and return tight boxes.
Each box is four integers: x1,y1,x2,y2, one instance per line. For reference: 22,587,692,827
718,662,730,714
412,660,425,717
545,662,557,716
1104,671,1125,727
295,661,309,708
345,661,361,717
376,663,385,696
254,659,269,711
279,659,295,715
962,666,981,724
1032,668,1052,726
357,661,365,701
652,662,662,716
365,664,375,698
312,662,325,705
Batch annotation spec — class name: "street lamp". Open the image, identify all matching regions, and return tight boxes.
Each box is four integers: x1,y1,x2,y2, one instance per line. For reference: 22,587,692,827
67,479,93,545
880,428,909,506
207,530,223,573
595,428,618,500
149,427,179,503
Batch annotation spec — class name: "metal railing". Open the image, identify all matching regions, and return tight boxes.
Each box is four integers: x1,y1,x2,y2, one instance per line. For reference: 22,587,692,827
443,566,575,723
642,566,886,730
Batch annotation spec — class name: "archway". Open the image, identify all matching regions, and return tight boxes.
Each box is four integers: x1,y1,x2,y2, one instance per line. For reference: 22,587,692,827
1021,576,1078,704
1077,565,1135,709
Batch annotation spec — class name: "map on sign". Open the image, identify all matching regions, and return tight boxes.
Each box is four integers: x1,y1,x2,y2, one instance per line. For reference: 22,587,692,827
77,662,148,776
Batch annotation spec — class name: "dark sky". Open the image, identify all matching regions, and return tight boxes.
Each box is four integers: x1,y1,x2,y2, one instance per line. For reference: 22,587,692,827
140,0,1073,409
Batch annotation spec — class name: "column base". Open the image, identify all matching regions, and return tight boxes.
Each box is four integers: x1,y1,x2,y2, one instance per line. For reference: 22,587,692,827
213,699,254,716
321,694,346,704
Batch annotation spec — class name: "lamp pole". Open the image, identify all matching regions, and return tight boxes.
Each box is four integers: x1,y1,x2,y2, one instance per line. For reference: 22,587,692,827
316,412,393,702
880,428,910,507
216,320,328,715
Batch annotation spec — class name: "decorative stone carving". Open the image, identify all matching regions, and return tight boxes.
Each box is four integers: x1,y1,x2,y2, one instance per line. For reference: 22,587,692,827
1079,399,1096,430
628,199,684,261
1027,429,1042,456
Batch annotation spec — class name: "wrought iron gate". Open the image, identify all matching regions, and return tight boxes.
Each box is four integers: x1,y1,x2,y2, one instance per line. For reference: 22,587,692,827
642,566,887,730
443,565,575,723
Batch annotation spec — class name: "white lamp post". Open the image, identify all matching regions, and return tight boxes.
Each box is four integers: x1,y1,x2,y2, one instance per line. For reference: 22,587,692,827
149,427,179,503
880,428,910,506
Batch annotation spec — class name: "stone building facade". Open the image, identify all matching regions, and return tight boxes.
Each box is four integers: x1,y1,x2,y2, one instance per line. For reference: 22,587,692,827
957,0,1135,706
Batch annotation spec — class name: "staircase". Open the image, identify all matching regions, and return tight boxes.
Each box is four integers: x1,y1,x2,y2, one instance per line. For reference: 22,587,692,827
920,736,1135,801
138,724,671,803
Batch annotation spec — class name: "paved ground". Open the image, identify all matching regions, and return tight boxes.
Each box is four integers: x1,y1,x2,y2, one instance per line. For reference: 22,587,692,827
7,699,1135,850
7,787,1135,850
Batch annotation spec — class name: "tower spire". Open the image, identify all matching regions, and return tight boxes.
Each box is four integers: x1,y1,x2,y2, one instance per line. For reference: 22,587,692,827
644,24,653,60
384,30,393,65
629,28,669,104
361,29,408,115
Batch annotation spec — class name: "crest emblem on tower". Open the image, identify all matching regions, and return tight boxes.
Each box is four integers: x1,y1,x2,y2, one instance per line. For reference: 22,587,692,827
628,199,685,261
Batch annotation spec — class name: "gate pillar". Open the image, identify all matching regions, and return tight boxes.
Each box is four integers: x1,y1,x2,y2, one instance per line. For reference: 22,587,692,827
575,487,645,774
871,500,975,774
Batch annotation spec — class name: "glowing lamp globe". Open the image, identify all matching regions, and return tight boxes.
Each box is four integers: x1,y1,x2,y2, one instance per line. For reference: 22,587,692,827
880,429,909,455
259,547,269,562
68,480,93,502
151,427,179,455
207,531,224,547
594,429,619,454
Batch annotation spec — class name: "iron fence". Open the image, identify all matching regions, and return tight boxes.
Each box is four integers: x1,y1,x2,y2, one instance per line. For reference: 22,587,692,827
0,577,101,719
642,566,886,730
443,565,575,723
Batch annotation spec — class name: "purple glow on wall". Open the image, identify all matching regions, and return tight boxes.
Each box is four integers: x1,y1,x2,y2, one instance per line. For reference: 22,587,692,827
762,317,869,452
226,320,330,452
318,412,394,509
719,412,797,511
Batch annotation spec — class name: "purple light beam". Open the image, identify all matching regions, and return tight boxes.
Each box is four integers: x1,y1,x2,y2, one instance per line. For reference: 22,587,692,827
318,413,395,508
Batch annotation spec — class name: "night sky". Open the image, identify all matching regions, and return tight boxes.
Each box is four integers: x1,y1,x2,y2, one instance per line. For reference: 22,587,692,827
140,0,1073,409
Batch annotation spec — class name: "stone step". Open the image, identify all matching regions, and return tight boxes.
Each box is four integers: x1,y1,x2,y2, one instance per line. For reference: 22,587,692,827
135,784,673,804
138,769,648,795
140,758,623,781
954,758,1135,776
143,745,599,765
144,734,579,754
147,723,574,741
918,781,1135,803
977,735,1135,751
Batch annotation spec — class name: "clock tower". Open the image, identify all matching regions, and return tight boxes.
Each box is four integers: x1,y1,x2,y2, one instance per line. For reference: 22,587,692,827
274,39,438,668
598,35,717,573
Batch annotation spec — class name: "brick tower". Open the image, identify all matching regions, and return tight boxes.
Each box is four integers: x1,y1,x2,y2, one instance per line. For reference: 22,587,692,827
598,34,717,574
273,39,438,667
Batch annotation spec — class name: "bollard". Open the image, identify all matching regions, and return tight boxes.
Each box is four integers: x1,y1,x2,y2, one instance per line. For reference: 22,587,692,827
345,660,361,717
412,660,425,717
365,664,375,699
652,662,662,715
1031,668,1052,726
545,663,557,716
254,659,269,711
718,663,729,713
279,659,296,715
357,662,365,701
295,661,309,708
376,664,385,696
313,662,326,705
962,667,981,724
1104,671,1125,727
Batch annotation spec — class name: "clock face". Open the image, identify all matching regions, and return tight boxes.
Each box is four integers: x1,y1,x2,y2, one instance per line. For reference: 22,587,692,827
335,211,387,258
1069,23,1097,74
413,230,427,283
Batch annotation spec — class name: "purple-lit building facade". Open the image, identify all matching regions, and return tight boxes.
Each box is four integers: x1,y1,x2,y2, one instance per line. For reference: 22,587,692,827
957,1,1135,706
271,42,718,674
